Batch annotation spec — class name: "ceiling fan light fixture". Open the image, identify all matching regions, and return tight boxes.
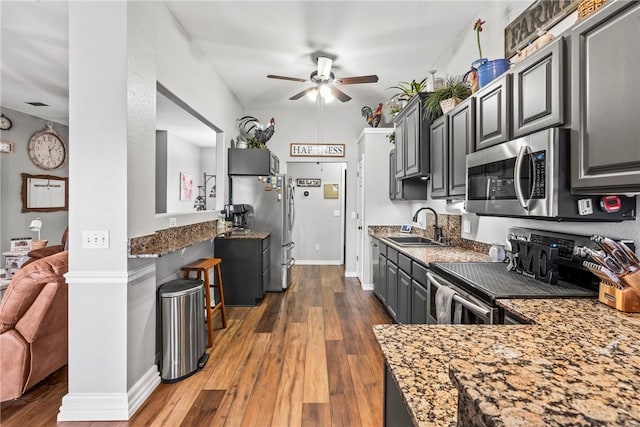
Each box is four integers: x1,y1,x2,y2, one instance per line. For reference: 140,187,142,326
317,56,333,79
319,85,334,102
306,88,319,101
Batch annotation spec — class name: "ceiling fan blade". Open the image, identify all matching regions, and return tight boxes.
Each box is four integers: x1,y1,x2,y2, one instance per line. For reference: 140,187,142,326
336,75,379,85
267,74,307,83
329,86,352,102
289,87,317,100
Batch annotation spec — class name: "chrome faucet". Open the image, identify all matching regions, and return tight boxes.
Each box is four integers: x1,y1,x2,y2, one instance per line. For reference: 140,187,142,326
412,207,443,243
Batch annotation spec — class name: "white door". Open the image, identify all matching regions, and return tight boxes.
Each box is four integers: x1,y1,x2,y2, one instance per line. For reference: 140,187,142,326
356,156,364,281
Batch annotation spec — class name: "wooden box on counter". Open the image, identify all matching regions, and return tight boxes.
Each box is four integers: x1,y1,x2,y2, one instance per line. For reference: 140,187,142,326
599,271,640,313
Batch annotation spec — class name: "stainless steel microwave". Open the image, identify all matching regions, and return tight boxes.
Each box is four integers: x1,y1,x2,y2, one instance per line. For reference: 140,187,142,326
465,128,636,221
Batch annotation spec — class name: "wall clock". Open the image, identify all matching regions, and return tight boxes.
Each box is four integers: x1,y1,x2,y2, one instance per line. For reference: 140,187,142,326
0,114,12,131
28,122,67,170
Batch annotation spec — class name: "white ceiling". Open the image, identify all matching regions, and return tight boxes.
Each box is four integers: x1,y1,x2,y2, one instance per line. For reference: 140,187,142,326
0,0,496,124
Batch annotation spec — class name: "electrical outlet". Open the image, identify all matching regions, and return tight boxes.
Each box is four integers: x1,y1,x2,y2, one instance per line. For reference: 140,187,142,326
82,231,110,249
463,220,471,234
169,217,177,227
315,244,320,251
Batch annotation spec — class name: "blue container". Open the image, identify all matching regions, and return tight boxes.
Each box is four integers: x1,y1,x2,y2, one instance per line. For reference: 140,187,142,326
477,59,510,88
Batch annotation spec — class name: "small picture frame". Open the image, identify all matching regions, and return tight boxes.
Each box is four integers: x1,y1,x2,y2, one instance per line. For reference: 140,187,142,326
323,183,339,199
401,224,412,233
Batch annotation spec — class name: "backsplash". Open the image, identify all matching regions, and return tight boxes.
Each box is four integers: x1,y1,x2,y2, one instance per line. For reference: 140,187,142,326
129,220,217,257
369,214,492,255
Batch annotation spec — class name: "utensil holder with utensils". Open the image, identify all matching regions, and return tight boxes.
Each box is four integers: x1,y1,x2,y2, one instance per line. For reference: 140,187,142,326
598,271,640,313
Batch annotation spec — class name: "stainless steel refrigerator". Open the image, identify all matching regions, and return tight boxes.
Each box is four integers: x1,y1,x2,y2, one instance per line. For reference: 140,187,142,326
230,175,295,291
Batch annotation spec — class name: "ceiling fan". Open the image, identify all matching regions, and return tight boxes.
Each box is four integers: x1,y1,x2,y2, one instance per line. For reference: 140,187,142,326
267,56,378,102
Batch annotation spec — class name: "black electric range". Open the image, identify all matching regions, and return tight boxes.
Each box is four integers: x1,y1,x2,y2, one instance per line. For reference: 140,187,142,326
428,261,597,303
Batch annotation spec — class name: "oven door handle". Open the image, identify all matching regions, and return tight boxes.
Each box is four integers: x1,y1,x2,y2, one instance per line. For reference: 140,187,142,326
514,145,532,210
452,295,491,320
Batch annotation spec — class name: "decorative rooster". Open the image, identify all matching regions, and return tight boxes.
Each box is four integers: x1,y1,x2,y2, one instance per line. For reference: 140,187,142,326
236,116,276,148
361,103,383,127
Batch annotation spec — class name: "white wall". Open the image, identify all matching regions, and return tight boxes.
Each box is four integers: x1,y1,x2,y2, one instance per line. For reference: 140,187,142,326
0,107,69,255
165,132,201,213
244,102,380,273
288,162,345,263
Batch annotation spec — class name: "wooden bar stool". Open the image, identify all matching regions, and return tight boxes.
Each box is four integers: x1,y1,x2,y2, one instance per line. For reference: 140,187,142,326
181,258,227,347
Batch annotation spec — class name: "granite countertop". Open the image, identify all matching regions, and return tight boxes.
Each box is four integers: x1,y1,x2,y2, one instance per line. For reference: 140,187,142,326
370,230,491,265
215,230,270,240
374,299,640,426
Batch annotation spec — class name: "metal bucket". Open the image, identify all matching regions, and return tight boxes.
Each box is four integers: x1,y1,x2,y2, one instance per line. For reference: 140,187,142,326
476,59,510,89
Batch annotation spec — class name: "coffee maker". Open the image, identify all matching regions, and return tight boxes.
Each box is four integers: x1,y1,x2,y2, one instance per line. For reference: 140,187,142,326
224,204,249,229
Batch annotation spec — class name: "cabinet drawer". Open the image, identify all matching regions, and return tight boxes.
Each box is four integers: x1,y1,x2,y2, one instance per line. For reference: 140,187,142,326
411,262,428,287
262,236,270,251
398,253,411,274
379,241,388,257
386,247,398,265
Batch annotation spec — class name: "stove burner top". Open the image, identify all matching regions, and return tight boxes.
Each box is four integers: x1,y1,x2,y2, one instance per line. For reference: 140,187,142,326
429,262,597,302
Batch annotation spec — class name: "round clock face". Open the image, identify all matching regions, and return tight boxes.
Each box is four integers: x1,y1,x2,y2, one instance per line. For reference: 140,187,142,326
0,114,12,131
28,130,66,169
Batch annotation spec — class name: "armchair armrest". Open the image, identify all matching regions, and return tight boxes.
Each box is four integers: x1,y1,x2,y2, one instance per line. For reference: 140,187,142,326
27,245,65,260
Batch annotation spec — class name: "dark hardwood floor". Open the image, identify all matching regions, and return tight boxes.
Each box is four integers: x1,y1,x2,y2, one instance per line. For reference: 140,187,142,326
0,265,392,426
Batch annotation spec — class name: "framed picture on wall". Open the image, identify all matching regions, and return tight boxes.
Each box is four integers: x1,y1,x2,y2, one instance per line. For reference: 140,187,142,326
21,173,69,212
324,183,339,199
180,172,193,201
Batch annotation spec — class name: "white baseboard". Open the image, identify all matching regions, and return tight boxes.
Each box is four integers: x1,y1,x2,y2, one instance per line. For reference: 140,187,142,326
344,271,358,277
128,365,161,417
58,365,160,421
295,260,342,265
58,393,130,421
361,283,374,291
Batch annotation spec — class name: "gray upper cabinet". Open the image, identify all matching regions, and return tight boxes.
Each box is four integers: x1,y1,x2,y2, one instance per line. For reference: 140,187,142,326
448,97,475,197
430,116,448,198
394,94,430,179
571,1,640,194
389,148,428,201
431,97,474,199
475,74,511,150
512,36,565,138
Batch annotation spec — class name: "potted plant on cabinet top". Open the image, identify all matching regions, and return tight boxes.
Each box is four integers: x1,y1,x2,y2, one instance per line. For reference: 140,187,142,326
388,77,428,105
423,77,472,120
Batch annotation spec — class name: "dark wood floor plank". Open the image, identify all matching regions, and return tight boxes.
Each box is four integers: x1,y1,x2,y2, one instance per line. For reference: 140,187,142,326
326,340,363,427
348,354,384,427
334,291,368,355
179,389,226,427
301,403,331,425
254,292,285,333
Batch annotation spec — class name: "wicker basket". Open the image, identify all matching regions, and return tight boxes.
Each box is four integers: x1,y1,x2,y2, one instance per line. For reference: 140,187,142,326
439,97,462,114
578,0,607,20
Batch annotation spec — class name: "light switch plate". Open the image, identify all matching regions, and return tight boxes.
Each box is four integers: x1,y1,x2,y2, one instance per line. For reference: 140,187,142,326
82,231,109,249
463,220,471,234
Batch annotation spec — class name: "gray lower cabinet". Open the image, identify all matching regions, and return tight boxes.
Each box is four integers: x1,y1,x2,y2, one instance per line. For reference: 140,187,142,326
475,73,511,150
386,261,398,320
411,280,429,324
570,1,640,194
377,253,388,304
397,270,411,324
214,236,269,306
512,36,565,138
384,364,413,427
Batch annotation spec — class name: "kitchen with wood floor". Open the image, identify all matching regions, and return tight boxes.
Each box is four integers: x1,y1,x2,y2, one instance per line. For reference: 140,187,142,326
1,1,639,426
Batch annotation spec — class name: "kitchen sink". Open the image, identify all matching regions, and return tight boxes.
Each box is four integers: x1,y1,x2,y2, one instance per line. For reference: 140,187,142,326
385,236,446,247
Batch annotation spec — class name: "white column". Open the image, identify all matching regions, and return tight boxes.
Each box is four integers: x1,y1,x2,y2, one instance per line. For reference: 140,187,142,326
59,1,132,421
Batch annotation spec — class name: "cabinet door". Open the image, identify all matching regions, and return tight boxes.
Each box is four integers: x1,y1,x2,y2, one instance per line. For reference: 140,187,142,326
404,102,421,177
386,262,398,321
513,37,564,138
475,74,511,150
397,270,411,324
448,98,475,197
411,280,429,324
389,150,397,200
378,254,387,304
394,119,405,179
571,2,640,193
430,116,448,198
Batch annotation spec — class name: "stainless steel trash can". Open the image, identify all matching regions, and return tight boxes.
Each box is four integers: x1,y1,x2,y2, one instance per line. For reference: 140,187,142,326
159,279,208,382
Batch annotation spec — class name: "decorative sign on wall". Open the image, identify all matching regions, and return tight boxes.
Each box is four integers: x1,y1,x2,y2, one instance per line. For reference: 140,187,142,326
290,143,345,158
324,184,339,199
504,0,580,58
296,178,321,187
21,173,69,212
180,172,193,201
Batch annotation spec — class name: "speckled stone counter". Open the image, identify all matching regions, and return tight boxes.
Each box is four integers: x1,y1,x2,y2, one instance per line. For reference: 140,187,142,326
369,229,491,264
374,299,640,427
214,230,270,240
128,220,217,257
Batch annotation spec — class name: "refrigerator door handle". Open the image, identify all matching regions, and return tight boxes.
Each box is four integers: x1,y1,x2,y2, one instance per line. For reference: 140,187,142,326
287,258,296,267
285,241,295,250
